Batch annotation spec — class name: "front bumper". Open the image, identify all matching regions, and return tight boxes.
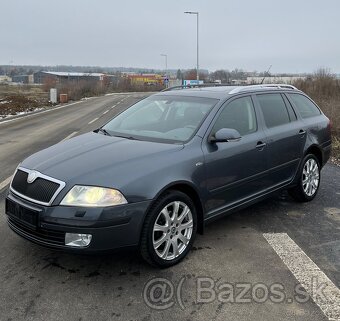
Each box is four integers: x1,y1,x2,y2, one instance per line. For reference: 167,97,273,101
5,191,151,253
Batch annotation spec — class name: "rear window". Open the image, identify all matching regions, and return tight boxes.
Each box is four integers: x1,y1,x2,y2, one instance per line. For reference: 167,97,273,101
257,94,290,128
287,93,321,119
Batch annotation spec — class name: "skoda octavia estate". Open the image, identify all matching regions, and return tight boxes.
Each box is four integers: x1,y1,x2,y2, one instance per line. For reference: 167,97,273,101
6,84,331,267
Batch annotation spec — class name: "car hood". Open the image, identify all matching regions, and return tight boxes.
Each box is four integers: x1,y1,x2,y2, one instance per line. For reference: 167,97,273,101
21,132,184,186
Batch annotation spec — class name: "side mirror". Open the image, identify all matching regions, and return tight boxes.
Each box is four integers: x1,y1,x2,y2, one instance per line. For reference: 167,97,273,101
210,128,241,143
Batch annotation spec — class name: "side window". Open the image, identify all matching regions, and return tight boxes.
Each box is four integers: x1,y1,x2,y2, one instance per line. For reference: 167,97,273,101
287,93,321,119
212,96,257,136
282,94,297,121
257,94,290,128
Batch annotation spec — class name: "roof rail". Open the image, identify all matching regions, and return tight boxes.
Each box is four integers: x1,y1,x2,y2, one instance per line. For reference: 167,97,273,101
161,83,232,92
229,84,298,94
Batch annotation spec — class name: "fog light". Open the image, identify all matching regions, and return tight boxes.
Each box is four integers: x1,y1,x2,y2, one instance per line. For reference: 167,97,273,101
65,233,92,247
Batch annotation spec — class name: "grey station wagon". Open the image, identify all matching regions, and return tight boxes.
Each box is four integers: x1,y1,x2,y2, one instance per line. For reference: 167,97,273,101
6,84,331,267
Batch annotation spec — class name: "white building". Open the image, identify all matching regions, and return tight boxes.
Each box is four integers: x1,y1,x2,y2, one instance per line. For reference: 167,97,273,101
0,75,12,83
247,76,306,84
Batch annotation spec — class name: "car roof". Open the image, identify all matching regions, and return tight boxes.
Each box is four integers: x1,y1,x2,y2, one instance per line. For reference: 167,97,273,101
155,84,301,100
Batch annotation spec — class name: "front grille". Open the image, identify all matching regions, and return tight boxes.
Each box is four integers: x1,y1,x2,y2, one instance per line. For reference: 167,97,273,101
8,217,65,245
11,169,61,204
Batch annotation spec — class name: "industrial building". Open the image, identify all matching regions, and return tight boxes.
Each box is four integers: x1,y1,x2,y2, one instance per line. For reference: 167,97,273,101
123,73,164,86
11,75,34,84
33,71,110,84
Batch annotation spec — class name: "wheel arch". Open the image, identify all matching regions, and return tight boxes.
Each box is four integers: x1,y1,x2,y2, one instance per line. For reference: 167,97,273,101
151,181,205,235
305,144,323,167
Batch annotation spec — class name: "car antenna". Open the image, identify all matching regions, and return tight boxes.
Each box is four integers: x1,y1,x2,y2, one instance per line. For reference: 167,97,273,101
260,64,272,84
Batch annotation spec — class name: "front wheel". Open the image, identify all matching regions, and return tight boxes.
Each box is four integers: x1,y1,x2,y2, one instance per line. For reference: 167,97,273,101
140,190,197,267
289,154,321,202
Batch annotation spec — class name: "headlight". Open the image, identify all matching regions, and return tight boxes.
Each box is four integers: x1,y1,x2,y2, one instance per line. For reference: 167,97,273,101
60,185,127,207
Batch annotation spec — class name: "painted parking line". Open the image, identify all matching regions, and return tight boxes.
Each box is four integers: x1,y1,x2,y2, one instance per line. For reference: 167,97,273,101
88,117,99,125
263,233,340,321
0,176,12,191
61,131,78,142
111,104,117,109
103,110,109,115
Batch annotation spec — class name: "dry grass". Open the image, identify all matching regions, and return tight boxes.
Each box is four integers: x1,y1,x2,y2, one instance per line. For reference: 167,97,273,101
46,79,162,101
332,136,340,161
294,78,340,136
0,84,50,117
0,83,47,98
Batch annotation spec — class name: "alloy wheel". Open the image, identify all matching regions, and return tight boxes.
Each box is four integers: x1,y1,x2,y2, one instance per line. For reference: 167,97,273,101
302,158,320,197
152,201,193,261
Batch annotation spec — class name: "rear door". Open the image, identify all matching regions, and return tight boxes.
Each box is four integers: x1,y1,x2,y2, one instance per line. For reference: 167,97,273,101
286,93,330,147
254,92,306,187
202,95,269,216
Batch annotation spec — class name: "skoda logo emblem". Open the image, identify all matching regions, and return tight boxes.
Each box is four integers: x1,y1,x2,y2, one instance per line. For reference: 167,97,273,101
27,171,38,184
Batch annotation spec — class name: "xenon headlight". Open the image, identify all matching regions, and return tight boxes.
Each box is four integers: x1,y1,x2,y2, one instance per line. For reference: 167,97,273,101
60,185,127,207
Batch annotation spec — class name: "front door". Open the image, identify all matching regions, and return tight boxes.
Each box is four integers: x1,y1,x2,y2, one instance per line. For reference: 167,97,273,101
202,95,269,217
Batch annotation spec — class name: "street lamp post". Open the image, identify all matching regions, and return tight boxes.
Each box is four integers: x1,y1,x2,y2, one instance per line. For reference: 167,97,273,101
184,11,199,82
160,54,168,87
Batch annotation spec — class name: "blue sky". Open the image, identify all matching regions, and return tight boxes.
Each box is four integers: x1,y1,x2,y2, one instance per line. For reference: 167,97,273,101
1,0,339,73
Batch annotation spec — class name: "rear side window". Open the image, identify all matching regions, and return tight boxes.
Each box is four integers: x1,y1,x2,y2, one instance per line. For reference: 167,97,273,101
282,95,297,121
257,94,290,128
212,96,257,136
287,93,321,118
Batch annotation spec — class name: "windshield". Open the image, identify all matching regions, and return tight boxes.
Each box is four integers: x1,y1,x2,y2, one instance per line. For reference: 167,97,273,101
102,95,218,143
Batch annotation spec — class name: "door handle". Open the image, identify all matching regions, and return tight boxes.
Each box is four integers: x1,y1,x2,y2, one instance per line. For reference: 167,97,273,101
256,141,266,149
299,129,306,136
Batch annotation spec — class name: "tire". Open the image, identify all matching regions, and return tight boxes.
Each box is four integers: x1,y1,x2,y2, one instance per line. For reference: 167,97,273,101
140,190,197,268
289,154,321,202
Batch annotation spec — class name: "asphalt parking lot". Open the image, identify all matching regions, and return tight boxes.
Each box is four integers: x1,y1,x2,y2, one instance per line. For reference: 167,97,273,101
0,94,339,321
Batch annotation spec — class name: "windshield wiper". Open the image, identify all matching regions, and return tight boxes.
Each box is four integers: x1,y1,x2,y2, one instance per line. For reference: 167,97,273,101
97,128,111,136
113,134,139,140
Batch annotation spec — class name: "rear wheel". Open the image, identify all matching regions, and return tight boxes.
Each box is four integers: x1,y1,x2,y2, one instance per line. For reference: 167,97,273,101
140,190,197,267
289,154,321,202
